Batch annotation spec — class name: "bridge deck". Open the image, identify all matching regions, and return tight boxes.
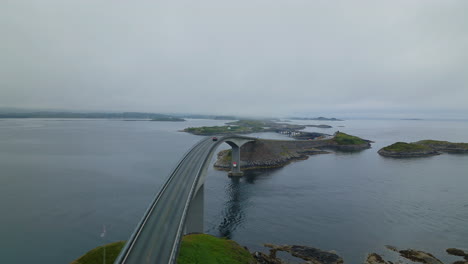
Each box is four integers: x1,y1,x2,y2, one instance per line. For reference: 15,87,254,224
115,136,255,264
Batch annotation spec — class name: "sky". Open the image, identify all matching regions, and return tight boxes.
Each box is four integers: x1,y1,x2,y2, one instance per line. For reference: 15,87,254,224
1,0,467,118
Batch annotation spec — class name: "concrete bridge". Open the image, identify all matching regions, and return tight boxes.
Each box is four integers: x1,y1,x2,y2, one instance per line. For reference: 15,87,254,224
114,135,256,264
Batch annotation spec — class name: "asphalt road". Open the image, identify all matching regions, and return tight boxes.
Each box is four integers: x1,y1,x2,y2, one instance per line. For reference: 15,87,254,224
115,136,218,264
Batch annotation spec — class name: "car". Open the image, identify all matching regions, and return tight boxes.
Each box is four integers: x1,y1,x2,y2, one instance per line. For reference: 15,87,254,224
212,137,218,141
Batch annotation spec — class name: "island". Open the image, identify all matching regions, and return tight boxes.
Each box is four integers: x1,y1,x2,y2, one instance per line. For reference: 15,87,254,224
214,132,371,171
306,124,333,128
378,140,468,158
290,116,343,121
150,117,185,121
183,119,307,136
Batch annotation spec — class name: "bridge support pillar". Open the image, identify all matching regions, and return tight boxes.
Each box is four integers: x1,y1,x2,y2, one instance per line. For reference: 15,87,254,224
184,185,204,234
228,145,243,177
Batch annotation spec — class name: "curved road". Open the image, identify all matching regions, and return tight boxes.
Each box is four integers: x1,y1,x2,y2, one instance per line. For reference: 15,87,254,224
114,135,254,264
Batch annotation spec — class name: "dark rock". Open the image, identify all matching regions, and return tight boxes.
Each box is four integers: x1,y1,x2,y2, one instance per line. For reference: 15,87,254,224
252,251,285,264
264,244,344,264
365,253,389,264
377,148,440,158
398,249,444,264
447,248,468,257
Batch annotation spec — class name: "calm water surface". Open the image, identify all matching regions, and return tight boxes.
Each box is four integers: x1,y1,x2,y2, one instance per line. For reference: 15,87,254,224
0,119,467,263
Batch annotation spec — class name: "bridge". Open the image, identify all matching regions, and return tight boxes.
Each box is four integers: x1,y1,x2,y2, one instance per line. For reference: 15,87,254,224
114,135,256,264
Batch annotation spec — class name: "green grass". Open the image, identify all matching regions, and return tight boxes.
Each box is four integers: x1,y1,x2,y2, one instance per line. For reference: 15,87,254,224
333,132,366,145
70,234,254,264
221,149,232,163
227,120,267,128
177,234,255,264
71,241,125,264
382,142,431,152
416,140,451,145
416,140,468,149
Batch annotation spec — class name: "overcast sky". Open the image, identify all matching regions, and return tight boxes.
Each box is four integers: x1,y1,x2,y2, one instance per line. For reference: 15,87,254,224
1,0,467,118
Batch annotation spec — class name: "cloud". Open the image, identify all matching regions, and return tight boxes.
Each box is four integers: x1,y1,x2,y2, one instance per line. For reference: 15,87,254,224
1,0,467,118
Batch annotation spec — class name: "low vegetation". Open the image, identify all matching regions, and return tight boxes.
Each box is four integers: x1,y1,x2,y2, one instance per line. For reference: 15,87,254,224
71,241,125,264
416,140,468,151
333,132,367,145
219,149,232,163
381,142,432,152
178,234,255,264
184,125,263,135
379,139,468,157
70,234,255,264
226,119,269,128
184,119,306,136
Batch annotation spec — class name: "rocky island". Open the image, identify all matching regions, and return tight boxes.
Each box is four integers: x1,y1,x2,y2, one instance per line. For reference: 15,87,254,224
306,124,333,128
378,140,468,158
214,132,371,171
183,119,307,136
290,117,344,121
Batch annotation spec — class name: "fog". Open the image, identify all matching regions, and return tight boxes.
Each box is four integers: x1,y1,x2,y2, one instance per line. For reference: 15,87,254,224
1,0,467,118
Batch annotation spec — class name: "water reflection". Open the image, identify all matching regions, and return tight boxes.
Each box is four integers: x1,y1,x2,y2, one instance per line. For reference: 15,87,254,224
216,169,280,238
217,177,244,238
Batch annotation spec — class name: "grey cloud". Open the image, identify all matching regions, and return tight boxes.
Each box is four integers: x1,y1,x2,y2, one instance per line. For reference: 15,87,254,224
1,0,467,118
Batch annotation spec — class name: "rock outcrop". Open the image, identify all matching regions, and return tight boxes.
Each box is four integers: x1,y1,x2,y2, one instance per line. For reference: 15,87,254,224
377,148,440,158
253,244,343,264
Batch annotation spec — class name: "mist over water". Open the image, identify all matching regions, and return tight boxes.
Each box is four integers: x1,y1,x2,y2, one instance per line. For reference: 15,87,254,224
0,119,467,263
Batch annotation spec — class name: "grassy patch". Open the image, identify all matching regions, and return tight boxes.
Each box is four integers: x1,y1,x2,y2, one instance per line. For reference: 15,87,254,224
71,241,125,264
177,234,255,264
227,120,268,128
221,149,232,163
333,132,366,145
416,140,468,149
382,142,431,152
70,234,254,264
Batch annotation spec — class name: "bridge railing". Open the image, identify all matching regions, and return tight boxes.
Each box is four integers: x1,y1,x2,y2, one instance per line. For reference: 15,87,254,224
114,137,211,264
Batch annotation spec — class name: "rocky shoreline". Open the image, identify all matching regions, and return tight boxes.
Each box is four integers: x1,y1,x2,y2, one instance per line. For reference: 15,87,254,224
214,133,371,171
377,148,440,158
252,243,468,264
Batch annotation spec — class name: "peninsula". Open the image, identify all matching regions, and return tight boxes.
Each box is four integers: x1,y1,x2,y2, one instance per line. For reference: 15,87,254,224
378,140,468,158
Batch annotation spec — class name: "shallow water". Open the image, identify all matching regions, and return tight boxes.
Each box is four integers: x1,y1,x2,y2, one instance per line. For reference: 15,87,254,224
0,118,467,263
